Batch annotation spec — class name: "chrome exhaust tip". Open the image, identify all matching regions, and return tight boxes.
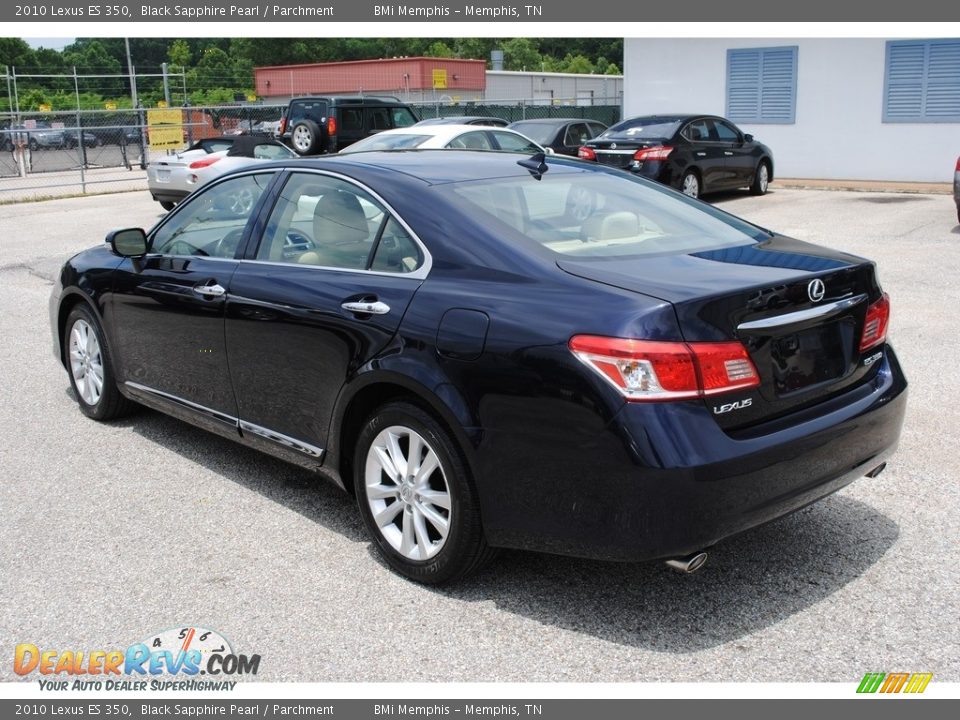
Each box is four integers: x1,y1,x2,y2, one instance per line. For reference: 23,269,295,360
665,551,709,574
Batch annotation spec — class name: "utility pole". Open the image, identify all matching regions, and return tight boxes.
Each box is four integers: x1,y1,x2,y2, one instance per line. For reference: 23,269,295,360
125,38,138,107
161,62,171,105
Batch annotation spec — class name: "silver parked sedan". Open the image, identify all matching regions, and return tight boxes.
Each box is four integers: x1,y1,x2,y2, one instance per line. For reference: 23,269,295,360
147,135,295,211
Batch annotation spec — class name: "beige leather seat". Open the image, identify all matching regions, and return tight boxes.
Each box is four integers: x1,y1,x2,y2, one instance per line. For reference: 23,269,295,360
580,212,640,242
298,191,369,266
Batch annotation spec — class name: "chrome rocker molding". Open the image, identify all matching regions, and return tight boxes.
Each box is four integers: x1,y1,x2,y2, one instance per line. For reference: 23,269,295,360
124,381,324,459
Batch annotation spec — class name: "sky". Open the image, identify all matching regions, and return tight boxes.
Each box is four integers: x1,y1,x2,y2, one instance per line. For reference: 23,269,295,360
24,38,75,50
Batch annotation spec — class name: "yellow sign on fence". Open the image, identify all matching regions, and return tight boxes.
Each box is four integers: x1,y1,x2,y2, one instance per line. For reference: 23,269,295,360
38,104,51,112
104,102,117,111
432,69,448,90
146,108,184,149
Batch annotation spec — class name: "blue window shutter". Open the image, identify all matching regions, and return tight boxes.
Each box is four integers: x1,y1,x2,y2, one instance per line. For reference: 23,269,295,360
884,39,960,122
727,47,797,124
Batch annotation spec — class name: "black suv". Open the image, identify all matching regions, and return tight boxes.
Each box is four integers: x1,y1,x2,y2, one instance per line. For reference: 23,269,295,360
279,96,420,155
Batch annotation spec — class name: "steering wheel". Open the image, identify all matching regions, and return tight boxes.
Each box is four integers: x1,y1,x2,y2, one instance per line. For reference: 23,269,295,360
211,228,246,258
284,230,315,251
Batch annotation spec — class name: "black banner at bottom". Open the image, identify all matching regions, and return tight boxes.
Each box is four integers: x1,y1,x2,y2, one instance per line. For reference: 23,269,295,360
0,699,957,720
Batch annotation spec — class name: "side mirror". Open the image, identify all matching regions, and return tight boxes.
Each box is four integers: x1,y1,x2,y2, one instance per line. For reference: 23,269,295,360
107,228,148,257
544,147,555,155
743,133,754,143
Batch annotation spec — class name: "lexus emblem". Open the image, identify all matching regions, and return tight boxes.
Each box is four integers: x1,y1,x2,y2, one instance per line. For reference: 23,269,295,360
610,142,617,149
807,278,826,303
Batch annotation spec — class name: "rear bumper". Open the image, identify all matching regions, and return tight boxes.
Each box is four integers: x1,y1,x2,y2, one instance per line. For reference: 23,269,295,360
149,188,189,204
479,346,907,562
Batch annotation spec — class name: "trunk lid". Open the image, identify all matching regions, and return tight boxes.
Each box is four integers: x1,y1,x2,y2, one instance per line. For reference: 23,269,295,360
558,235,884,430
588,137,667,170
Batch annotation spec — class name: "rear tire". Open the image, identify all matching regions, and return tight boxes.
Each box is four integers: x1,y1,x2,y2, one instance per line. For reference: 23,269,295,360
354,401,494,585
159,200,176,211
64,304,136,421
681,170,700,199
750,160,771,195
290,119,322,155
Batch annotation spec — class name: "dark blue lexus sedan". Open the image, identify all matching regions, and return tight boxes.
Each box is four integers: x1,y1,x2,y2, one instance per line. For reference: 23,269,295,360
49,150,906,584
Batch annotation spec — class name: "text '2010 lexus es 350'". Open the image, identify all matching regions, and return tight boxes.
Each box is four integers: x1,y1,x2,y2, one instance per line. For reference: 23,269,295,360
50,151,907,584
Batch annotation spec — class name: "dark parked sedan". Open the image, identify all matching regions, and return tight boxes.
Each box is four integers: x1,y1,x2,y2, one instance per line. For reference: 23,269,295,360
50,151,905,584
507,118,607,156
579,114,774,199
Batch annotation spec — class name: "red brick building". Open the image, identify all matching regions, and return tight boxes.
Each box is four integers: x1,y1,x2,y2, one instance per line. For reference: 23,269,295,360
254,57,487,102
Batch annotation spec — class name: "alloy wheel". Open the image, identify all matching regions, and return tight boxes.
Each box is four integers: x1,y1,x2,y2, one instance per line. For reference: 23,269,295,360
292,126,313,153
69,318,104,406
364,425,452,561
682,173,700,198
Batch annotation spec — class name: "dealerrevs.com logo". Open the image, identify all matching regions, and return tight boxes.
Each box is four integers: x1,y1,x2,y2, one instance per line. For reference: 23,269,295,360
14,626,260,691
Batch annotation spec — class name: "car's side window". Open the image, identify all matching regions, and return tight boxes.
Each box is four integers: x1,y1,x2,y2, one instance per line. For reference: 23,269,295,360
491,131,540,153
367,108,391,131
151,173,273,259
340,108,363,132
392,108,418,128
682,119,711,142
564,123,588,147
712,120,741,142
256,172,420,273
448,131,493,150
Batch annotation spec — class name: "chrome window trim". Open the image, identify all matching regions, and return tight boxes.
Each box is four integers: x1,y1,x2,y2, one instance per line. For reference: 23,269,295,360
737,294,866,332
251,167,434,281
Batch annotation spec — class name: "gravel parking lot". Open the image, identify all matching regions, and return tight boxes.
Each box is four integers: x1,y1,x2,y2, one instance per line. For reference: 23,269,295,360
1,186,957,683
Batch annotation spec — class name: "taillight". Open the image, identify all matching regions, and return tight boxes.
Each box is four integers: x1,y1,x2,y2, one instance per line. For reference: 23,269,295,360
568,336,759,402
633,146,674,162
327,116,337,136
189,156,221,170
955,156,960,171
859,293,891,352
278,117,287,135
578,147,596,161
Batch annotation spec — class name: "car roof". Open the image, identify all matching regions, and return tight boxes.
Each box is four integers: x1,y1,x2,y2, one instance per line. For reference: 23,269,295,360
416,116,508,125
259,149,587,186
509,118,604,125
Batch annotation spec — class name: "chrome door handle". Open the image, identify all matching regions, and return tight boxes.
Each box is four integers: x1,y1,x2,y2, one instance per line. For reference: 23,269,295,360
696,152,706,157
194,284,226,297
341,300,390,315
724,151,733,156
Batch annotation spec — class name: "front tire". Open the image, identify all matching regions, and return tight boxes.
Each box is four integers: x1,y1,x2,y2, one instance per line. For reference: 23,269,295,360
750,160,771,195
354,401,493,585
64,304,136,421
159,200,176,211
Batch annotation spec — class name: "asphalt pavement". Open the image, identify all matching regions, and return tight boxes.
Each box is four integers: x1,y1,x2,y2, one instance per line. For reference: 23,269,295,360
0,187,957,683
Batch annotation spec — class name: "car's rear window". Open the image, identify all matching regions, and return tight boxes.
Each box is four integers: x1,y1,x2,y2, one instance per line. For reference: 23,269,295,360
508,123,555,144
342,134,430,153
443,171,767,258
601,119,680,140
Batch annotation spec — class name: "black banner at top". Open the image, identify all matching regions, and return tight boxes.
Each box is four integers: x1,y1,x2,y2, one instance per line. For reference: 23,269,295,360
4,0,960,23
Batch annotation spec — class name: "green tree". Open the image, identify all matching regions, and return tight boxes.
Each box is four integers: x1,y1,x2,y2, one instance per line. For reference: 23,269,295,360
168,39,191,69
426,41,455,59
501,38,541,72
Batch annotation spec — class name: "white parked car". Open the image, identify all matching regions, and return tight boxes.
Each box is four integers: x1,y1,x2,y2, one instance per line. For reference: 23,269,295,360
147,135,296,211
338,124,549,155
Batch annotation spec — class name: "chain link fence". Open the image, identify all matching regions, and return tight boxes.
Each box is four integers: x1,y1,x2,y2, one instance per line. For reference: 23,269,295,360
1,99,621,202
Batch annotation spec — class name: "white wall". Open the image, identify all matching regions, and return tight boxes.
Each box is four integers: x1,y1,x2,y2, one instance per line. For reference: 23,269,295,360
624,38,959,182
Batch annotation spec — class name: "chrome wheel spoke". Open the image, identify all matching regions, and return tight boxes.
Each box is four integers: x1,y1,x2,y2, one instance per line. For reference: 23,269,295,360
385,431,408,478
373,500,403,528
412,508,433,555
400,508,416,557
367,482,400,500
373,446,400,482
414,449,439,486
418,503,449,539
418,488,450,510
